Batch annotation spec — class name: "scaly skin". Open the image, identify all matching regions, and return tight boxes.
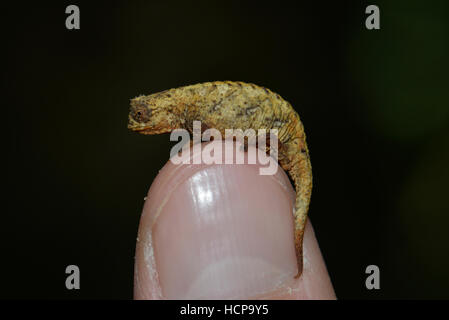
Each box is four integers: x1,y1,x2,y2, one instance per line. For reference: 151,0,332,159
128,81,313,279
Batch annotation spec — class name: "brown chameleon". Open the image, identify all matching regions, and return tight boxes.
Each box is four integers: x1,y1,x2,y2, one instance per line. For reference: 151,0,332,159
128,81,313,279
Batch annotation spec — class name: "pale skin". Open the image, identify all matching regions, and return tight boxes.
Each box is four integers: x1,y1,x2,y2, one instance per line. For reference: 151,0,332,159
128,81,313,279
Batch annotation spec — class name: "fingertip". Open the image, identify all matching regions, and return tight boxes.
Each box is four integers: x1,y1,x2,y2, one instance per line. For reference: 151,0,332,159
133,141,335,299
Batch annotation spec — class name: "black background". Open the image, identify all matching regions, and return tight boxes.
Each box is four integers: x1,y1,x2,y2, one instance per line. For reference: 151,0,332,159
3,1,449,299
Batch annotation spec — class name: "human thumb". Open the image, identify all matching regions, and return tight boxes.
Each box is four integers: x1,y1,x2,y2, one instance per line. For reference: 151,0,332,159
134,141,335,299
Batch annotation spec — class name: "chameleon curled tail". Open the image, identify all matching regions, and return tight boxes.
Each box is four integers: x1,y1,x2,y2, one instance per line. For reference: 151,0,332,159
128,81,312,279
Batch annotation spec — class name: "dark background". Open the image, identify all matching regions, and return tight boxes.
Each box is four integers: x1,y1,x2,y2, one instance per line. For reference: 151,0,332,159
3,1,449,299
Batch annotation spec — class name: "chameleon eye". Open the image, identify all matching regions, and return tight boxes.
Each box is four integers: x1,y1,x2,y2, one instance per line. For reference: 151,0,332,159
132,105,152,122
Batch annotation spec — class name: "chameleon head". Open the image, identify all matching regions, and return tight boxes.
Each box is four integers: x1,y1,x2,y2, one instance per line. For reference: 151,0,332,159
128,95,179,134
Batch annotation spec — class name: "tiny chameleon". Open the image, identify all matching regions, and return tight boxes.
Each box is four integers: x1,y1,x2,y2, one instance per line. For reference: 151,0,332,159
128,81,313,279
